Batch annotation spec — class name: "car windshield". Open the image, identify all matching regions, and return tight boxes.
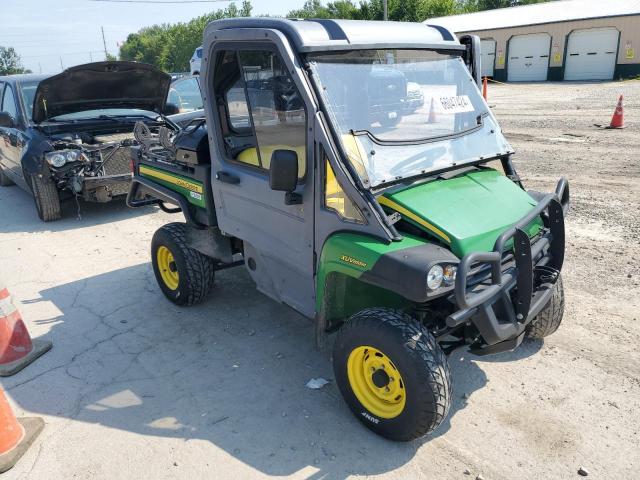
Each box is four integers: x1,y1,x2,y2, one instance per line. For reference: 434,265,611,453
18,81,39,120
308,49,510,187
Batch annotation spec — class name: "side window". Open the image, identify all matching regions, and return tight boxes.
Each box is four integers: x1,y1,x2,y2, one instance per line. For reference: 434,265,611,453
238,50,306,178
171,78,203,112
325,157,365,223
1,85,18,119
213,50,255,164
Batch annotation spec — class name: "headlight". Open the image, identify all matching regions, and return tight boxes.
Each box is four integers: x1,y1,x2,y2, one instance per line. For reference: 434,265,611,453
427,265,444,291
443,265,457,286
45,149,84,168
46,152,67,168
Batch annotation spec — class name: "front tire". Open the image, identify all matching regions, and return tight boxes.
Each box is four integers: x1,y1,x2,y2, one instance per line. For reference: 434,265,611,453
333,308,451,441
30,174,61,222
151,223,216,306
526,275,565,339
0,164,14,186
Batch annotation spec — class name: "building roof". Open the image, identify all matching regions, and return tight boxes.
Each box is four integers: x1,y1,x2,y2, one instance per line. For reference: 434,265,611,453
206,18,462,52
426,0,640,33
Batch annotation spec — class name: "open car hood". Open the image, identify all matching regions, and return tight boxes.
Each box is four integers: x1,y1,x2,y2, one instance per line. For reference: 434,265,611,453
33,61,171,123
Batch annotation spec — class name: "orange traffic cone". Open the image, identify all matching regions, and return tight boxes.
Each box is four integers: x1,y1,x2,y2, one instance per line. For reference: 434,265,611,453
608,95,625,129
427,98,438,123
0,387,44,473
0,278,52,377
482,76,488,101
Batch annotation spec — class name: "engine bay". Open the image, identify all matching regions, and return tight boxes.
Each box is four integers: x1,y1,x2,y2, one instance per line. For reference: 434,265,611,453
46,130,142,202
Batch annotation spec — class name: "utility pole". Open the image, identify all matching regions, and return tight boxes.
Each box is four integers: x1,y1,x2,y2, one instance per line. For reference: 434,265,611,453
90,51,93,62
60,57,64,71
383,0,388,21
38,62,42,74
101,26,108,60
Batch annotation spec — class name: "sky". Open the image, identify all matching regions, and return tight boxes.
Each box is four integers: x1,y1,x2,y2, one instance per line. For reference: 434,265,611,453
2,0,303,74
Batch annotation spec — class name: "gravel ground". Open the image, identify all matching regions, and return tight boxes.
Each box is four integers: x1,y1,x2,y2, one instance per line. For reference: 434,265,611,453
1,81,639,479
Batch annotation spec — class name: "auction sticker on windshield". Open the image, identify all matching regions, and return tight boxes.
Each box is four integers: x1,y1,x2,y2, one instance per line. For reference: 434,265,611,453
436,95,475,114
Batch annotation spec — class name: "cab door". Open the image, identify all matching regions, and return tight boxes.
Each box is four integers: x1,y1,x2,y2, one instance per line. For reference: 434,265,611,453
206,45,316,317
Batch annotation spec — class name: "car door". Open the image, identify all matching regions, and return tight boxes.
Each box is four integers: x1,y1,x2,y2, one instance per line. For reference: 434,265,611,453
207,46,315,317
0,83,23,181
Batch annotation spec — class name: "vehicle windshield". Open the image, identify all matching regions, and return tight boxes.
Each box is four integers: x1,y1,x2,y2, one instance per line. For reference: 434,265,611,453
308,49,510,187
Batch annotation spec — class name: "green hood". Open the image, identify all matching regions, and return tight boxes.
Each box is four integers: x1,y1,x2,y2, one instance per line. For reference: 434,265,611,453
379,168,540,257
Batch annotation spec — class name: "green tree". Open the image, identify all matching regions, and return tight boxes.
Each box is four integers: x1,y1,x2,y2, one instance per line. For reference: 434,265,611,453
0,46,30,75
119,1,252,72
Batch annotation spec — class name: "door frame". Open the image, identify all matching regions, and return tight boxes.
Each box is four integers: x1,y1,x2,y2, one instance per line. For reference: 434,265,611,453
201,28,319,317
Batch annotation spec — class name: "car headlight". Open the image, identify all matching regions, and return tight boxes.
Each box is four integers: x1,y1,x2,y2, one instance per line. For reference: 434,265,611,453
45,149,84,168
427,265,444,291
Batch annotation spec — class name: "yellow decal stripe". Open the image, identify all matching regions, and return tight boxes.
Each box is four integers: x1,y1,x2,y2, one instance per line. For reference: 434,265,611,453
378,196,451,243
139,165,203,194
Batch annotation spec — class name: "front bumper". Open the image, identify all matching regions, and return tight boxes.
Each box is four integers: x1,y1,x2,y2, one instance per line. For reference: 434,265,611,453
79,173,132,202
447,178,569,355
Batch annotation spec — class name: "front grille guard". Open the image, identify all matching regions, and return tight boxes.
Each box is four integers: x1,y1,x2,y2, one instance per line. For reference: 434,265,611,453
446,178,568,337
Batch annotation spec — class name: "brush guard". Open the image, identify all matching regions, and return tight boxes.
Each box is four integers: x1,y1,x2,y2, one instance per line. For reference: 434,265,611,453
447,177,568,355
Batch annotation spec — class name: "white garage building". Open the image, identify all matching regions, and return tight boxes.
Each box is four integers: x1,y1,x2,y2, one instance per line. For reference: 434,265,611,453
427,0,640,82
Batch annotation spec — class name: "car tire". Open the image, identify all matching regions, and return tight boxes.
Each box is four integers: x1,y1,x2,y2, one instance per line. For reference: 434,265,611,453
526,275,565,339
333,308,451,441
379,112,402,128
30,174,61,222
0,165,14,186
151,222,216,306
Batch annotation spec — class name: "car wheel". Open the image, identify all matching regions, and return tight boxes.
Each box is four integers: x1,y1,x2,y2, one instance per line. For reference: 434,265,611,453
379,112,402,128
526,275,565,339
0,165,14,186
333,308,451,441
151,223,216,306
30,174,61,222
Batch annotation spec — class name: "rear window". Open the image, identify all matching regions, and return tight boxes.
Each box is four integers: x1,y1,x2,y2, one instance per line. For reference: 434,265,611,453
196,48,203,59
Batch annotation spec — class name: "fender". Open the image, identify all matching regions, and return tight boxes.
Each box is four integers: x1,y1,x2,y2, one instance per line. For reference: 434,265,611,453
20,129,54,178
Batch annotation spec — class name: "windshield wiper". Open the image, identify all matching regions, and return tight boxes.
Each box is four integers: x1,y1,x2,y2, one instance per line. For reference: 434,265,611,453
351,111,489,146
97,114,155,123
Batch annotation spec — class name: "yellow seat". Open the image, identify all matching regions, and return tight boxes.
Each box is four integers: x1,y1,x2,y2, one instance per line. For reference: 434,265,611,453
236,145,306,177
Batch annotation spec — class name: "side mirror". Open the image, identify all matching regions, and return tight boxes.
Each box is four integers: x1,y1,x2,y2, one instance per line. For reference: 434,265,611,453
269,149,301,204
163,103,180,116
0,112,15,128
459,34,482,88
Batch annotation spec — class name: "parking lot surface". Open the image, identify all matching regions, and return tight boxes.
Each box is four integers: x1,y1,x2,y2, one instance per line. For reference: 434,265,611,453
1,81,639,479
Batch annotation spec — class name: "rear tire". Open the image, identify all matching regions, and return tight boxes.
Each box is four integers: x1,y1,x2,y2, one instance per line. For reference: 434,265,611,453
526,275,565,339
30,174,61,222
0,165,15,186
333,308,451,441
151,223,216,306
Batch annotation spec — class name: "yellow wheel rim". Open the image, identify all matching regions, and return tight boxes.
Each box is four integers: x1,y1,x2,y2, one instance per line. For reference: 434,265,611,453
347,346,406,419
157,245,179,291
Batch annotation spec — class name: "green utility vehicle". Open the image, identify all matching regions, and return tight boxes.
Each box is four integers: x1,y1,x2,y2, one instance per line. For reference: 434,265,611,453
128,18,570,441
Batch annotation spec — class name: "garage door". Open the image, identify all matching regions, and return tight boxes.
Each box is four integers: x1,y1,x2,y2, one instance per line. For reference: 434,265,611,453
508,33,550,82
564,28,619,81
481,39,496,77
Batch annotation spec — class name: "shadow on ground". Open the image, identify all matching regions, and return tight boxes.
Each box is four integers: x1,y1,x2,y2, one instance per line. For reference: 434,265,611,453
0,184,154,234
3,255,540,478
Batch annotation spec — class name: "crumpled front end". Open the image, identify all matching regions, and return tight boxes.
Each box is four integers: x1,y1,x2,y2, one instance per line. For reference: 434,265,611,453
46,132,135,202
